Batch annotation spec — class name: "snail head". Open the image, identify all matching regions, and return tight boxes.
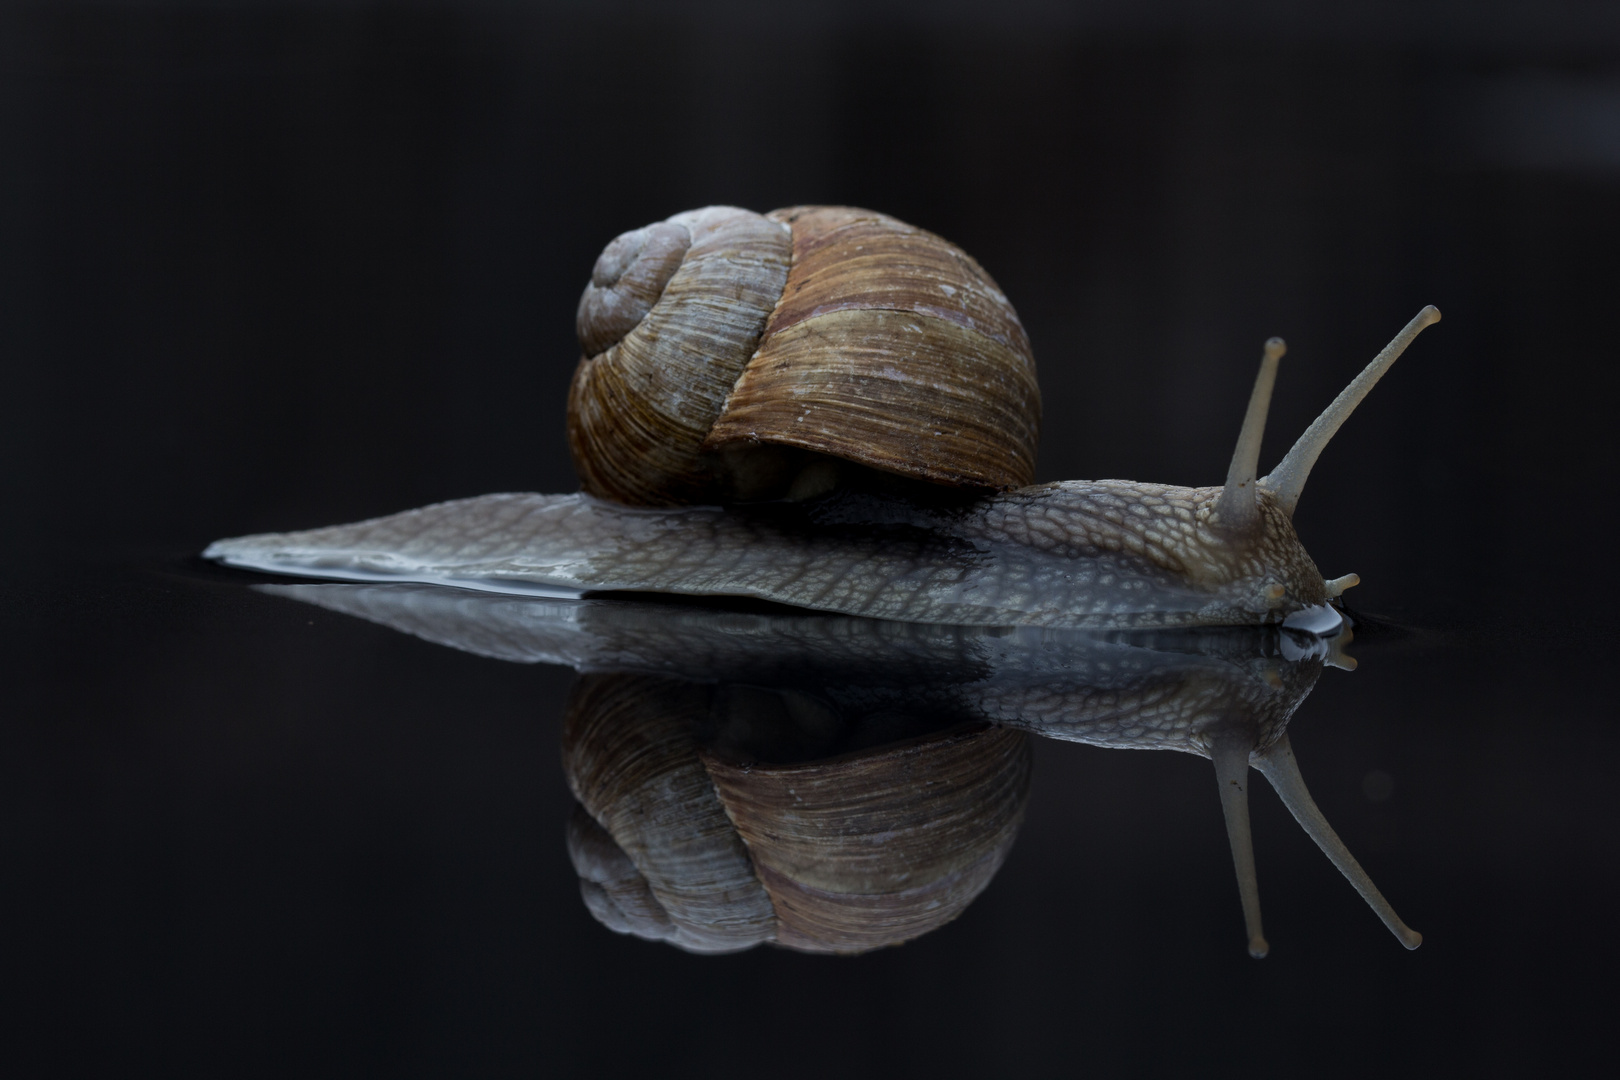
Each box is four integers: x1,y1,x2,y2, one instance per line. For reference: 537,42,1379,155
1202,306,1443,622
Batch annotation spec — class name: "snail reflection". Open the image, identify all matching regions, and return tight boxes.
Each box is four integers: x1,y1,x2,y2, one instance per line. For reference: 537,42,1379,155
259,583,1419,957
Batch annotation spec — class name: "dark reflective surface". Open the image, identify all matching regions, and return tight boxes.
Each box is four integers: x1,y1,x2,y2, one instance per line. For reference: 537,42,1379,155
10,561,1616,1075
5,3,1619,1075
257,584,1368,957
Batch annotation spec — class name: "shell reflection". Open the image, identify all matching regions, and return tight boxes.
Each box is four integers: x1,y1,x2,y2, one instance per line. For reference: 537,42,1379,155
564,673,1029,954
258,583,1416,956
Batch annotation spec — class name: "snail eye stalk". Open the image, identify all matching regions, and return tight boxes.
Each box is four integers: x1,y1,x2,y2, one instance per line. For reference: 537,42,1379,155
1261,306,1441,518
1215,336,1286,535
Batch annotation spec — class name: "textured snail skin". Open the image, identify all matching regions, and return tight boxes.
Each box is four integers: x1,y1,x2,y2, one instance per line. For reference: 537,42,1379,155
206,478,1328,631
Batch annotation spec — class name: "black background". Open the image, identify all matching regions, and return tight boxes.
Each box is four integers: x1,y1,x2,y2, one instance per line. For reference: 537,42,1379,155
3,2,1617,1076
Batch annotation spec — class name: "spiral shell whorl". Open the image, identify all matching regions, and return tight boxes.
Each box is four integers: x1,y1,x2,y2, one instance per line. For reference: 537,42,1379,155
566,804,681,943
568,207,792,506
575,221,690,358
561,674,776,954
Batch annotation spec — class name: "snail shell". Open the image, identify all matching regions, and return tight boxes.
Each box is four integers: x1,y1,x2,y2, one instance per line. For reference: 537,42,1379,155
561,672,1032,955
569,206,1041,505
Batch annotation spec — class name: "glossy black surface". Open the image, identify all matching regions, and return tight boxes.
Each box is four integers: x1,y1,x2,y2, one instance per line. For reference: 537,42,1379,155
3,3,1617,1075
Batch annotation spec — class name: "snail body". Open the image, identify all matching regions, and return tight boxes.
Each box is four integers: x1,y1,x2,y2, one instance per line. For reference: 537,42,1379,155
213,479,1322,629
207,204,1440,632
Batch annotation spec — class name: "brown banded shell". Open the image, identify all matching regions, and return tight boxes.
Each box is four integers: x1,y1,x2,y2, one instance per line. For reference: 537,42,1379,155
561,674,776,954
567,205,1040,505
561,674,1032,955
569,208,793,506
702,722,1031,954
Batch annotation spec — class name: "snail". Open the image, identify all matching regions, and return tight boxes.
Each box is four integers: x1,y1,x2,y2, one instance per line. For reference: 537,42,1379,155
207,204,1441,634
260,582,1419,957
207,204,1436,955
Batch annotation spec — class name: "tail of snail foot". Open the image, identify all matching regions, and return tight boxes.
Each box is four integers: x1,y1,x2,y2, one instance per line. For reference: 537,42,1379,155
1253,734,1423,950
